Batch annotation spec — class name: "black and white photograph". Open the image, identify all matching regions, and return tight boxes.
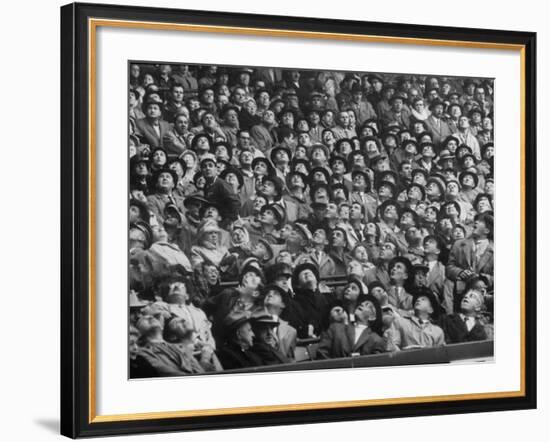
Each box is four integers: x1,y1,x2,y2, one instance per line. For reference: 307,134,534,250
128,62,495,377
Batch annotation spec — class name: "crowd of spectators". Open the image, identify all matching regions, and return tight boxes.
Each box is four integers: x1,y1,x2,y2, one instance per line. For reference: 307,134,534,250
128,63,494,377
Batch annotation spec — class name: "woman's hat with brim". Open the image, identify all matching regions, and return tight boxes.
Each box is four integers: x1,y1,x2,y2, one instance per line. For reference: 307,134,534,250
178,149,198,163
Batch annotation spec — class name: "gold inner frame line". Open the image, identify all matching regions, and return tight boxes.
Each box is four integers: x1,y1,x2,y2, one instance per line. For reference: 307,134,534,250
87,18,527,424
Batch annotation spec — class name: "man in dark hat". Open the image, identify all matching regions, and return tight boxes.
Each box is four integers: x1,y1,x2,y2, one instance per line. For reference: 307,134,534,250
260,284,298,361
135,95,171,148
381,93,411,129
387,256,414,314
377,199,401,244
365,73,384,104
204,259,265,340
328,227,353,275
249,311,292,365
446,212,494,295
284,222,313,262
364,240,397,289
350,169,378,223
425,100,452,147
146,168,185,224
390,286,445,349
162,83,187,124
283,171,311,220
201,154,241,225
459,170,480,205
292,262,333,339
215,311,264,370
317,294,386,359
270,145,292,181
329,155,352,192
422,235,449,307
248,203,285,245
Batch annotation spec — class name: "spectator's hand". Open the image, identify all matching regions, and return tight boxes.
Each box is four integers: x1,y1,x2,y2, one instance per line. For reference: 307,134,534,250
200,345,215,361
307,324,317,339
459,269,475,280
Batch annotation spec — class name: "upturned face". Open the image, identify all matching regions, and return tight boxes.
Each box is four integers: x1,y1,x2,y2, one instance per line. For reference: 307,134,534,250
201,160,218,179
157,171,174,191
264,290,285,310
232,228,247,244
344,282,361,301
355,300,377,323
298,269,317,290
461,290,483,313
168,281,189,303
330,230,346,248
414,296,433,315
152,149,166,166
390,262,408,282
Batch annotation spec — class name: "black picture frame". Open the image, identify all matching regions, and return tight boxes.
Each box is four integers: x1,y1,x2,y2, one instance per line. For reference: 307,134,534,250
60,2,537,438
